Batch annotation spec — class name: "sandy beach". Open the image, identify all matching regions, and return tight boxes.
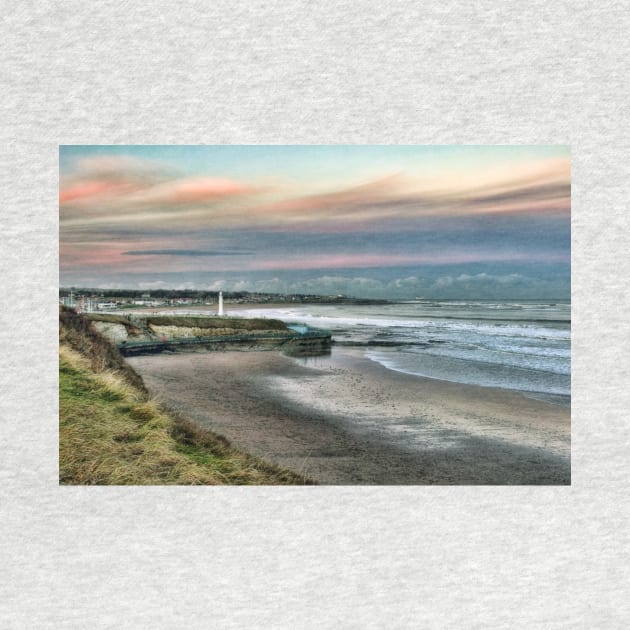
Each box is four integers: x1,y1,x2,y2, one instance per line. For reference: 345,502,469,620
127,347,570,485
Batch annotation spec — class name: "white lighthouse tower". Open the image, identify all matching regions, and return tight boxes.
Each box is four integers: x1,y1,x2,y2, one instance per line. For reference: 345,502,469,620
218,291,224,316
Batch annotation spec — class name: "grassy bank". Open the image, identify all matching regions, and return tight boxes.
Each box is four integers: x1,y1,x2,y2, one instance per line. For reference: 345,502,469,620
59,307,313,485
143,315,288,331
87,312,288,332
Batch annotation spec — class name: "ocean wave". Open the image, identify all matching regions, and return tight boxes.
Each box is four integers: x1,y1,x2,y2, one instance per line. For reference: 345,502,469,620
238,303,570,395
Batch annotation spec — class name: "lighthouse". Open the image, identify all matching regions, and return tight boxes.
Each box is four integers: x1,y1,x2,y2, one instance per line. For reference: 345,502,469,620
218,291,224,316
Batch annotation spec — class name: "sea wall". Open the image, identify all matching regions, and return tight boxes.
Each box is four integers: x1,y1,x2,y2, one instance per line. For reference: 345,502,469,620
86,313,331,357
117,333,332,357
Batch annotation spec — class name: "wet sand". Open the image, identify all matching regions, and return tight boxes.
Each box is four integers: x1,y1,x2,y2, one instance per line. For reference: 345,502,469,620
127,348,570,485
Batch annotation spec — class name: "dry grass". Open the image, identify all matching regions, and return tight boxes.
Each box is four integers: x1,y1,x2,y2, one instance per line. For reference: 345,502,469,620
60,305,146,391
59,308,313,485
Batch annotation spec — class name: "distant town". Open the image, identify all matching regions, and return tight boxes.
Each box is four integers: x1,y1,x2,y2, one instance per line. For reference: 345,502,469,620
59,288,390,312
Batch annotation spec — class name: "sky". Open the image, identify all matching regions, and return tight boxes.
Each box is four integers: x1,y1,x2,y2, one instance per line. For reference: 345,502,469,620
59,145,570,299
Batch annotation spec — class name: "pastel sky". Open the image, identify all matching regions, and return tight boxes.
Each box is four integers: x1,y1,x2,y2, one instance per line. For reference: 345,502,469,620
59,145,570,299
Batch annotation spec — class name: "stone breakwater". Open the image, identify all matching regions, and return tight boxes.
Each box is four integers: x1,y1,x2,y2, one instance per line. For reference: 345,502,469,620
86,313,332,357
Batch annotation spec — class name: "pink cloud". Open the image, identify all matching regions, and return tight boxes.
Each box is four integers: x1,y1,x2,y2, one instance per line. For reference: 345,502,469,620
59,179,143,205
59,181,120,203
60,239,174,270
60,153,257,212
60,155,169,207
127,177,255,205
60,174,260,232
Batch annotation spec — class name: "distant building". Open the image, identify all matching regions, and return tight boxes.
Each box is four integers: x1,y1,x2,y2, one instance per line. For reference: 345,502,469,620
133,299,158,306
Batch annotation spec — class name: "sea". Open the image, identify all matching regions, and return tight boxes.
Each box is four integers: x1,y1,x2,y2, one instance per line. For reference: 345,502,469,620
236,300,571,404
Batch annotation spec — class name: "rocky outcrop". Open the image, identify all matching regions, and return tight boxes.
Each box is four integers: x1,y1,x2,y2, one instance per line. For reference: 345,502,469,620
91,321,132,343
87,314,151,342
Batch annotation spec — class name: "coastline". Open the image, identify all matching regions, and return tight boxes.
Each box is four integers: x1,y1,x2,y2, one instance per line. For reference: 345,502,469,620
127,347,570,485
120,301,570,402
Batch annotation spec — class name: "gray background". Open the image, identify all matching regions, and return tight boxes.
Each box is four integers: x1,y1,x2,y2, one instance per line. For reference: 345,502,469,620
2,1,628,627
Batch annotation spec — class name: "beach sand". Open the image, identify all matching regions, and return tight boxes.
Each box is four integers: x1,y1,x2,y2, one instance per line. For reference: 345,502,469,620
127,348,570,485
